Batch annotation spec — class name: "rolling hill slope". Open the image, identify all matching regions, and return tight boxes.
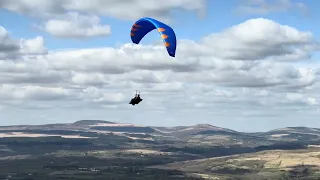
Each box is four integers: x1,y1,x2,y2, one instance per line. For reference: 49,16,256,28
0,120,319,147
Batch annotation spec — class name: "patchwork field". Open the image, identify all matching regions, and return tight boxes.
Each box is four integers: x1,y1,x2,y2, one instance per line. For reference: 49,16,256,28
155,148,320,179
0,120,320,179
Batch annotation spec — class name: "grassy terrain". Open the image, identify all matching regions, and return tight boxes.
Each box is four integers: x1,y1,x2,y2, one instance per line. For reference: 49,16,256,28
155,148,320,180
0,155,203,180
0,120,320,179
0,134,203,179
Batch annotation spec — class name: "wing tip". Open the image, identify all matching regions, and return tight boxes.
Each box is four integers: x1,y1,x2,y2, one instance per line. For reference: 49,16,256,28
169,52,175,57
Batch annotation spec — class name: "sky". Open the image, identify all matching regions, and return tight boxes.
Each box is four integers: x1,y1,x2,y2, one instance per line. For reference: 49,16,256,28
0,0,319,132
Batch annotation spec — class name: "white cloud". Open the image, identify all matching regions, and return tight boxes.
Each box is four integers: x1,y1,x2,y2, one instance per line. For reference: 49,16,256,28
40,12,111,38
20,36,48,54
0,26,20,57
200,18,314,61
82,87,127,104
0,18,319,131
0,26,47,58
0,0,206,39
0,0,206,21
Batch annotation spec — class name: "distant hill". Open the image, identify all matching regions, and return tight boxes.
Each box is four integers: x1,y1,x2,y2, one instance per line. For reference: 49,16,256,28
0,120,155,134
152,124,237,137
253,127,320,142
90,126,155,133
1,120,320,146
73,120,116,126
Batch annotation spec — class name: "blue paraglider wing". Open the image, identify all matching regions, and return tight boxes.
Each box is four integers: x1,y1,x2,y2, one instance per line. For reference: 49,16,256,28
130,17,177,57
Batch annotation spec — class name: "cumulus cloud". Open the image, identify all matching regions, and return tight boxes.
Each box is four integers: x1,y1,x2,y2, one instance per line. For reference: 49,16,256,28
81,87,127,104
0,17,319,130
0,18,318,100
0,0,206,38
20,36,48,54
0,0,206,21
0,26,20,56
200,18,315,61
286,92,318,106
0,85,71,101
236,0,308,15
40,12,111,38
0,26,48,58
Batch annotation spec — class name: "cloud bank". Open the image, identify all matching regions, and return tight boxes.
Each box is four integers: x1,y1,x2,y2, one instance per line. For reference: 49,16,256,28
0,0,319,131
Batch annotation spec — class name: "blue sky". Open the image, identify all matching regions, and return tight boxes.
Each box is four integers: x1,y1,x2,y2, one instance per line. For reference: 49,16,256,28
2,0,319,50
0,0,319,131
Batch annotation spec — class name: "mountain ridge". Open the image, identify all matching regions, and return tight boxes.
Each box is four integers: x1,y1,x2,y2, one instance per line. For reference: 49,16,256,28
0,120,318,134
1,120,319,145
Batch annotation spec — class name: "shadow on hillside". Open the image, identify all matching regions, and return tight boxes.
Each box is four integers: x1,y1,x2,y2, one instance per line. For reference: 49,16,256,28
0,155,204,180
162,142,307,158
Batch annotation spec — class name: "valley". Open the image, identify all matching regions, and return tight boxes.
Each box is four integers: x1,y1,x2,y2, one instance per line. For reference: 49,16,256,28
0,120,319,179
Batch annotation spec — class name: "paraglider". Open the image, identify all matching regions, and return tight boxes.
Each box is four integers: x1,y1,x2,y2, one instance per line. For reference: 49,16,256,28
128,17,176,106
130,17,177,57
129,91,143,106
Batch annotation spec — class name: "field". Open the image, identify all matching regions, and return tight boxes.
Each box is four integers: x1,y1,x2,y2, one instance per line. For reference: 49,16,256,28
0,120,320,179
155,148,320,179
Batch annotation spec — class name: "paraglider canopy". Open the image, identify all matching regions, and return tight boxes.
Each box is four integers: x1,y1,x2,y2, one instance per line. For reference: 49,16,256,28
130,17,177,57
